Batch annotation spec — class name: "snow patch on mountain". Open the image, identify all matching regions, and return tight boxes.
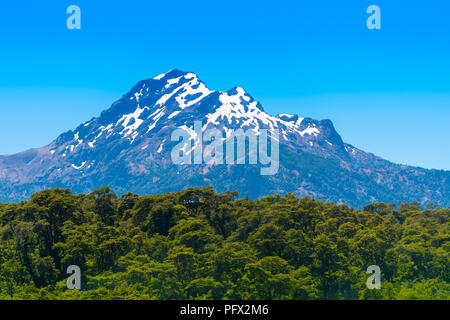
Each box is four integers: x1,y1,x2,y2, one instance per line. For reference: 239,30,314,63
71,161,86,170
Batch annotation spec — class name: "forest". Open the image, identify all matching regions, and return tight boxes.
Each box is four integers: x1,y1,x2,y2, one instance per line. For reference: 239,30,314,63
0,186,448,300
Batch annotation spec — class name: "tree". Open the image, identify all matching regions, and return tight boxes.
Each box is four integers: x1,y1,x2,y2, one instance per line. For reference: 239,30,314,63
90,187,117,225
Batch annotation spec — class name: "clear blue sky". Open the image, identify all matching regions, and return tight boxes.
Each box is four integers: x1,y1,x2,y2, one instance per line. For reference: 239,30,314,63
0,0,449,170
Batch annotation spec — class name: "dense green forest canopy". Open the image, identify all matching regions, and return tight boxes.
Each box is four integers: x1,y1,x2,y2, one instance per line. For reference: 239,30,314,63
0,186,448,300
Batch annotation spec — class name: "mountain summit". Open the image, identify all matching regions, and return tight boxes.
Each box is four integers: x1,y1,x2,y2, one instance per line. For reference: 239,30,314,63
0,70,449,207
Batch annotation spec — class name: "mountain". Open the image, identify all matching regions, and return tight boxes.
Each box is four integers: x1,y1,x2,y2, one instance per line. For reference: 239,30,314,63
0,69,449,207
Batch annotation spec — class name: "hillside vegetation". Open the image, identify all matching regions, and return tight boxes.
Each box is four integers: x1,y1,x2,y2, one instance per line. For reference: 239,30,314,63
0,187,448,300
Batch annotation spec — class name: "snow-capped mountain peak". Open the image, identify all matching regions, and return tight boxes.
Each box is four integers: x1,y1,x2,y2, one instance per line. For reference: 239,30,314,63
1,69,448,208
47,70,343,161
